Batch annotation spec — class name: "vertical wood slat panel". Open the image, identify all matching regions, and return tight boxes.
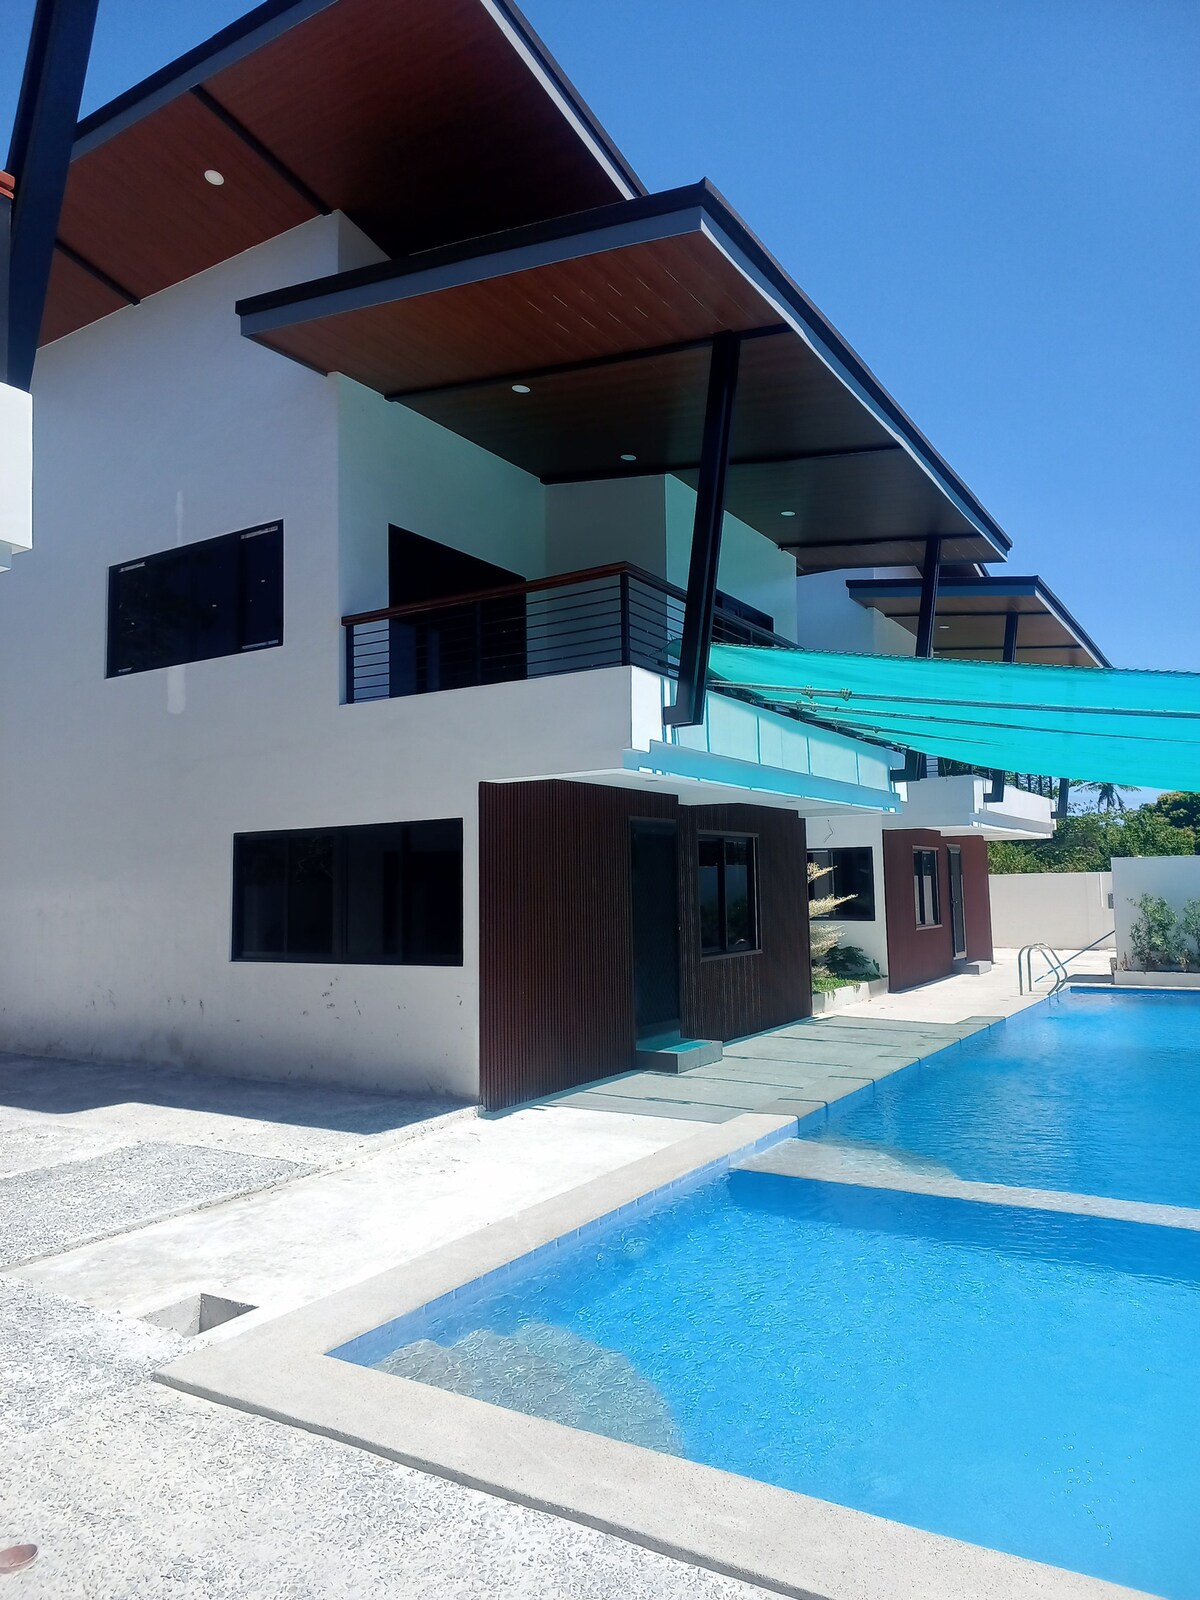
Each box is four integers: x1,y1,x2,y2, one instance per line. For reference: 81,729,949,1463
480,783,814,1110
678,804,811,1041
882,828,955,990
479,779,674,1111
959,834,994,963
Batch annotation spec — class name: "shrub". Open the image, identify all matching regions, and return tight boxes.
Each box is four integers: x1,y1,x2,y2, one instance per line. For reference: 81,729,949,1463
825,944,881,980
1127,894,1187,971
1180,899,1200,963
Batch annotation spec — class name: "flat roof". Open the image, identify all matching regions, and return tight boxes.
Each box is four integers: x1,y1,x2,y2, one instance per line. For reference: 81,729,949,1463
847,575,1109,667
40,0,642,347
237,182,1012,570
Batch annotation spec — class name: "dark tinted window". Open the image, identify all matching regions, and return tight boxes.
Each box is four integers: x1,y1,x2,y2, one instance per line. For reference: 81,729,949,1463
108,522,282,676
698,835,759,957
808,847,875,921
234,820,462,965
914,848,941,928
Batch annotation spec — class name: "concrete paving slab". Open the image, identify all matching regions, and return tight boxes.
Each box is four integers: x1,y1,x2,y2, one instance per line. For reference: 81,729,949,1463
547,1090,739,1122
0,1143,306,1268
0,1383,770,1600
721,1037,900,1065
0,1279,182,1442
0,1052,462,1167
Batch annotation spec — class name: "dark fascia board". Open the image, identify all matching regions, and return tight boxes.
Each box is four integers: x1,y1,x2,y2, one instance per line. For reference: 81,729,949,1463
846,575,1110,666
236,178,1011,557
70,0,644,202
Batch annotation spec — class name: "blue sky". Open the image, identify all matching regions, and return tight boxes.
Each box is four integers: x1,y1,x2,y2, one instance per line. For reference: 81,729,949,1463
5,0,1198,672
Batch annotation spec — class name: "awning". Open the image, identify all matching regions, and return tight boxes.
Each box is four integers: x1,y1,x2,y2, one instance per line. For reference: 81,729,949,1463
846,575,1109,668
236,182,1012,570
706,644,1200,790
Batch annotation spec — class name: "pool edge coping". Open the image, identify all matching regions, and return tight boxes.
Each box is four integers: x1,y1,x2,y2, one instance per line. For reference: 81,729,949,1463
156,1108,1156,1600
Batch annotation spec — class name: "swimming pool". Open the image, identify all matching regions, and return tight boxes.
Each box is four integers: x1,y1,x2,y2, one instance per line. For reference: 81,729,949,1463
337,1165,1200,1599
804,988,1200,1208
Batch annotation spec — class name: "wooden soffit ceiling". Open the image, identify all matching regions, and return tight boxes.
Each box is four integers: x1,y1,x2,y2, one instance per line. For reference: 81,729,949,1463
237,183,1011,569
847,577,1108,667
42,0,640,346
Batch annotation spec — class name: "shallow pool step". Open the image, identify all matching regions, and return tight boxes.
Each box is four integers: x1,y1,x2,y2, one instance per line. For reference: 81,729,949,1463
635,1037,723,1073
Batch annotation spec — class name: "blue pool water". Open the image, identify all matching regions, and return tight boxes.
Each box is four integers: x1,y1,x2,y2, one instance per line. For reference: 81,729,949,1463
805,989,1200,1207
341,1168,1200,1598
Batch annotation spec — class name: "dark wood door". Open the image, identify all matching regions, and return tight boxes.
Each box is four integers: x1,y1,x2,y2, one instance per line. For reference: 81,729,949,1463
630,820,680,1040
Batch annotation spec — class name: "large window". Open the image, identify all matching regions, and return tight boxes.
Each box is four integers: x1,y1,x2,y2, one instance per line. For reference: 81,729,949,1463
913,847,941,929
233,820,463,965
807,847,875,921
698,835,759,957
107,521,283,676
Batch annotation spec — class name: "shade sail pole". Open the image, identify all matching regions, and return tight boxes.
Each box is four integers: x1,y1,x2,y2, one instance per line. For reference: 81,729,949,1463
986,609,1021,800
663,331,741,728
4,0,100,391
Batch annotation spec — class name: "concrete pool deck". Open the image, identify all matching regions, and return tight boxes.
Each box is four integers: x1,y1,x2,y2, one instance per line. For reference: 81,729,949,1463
0,951,1128,1599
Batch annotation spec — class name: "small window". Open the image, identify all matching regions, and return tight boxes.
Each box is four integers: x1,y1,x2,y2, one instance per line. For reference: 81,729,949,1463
698,834,759,957
233,820,462,965
808,847,875,921
913,848,941,928
108,522,283,676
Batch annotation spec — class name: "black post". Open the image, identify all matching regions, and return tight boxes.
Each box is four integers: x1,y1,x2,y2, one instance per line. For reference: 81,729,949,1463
663,332,741,727
4,0,101,391
986,610,1020,799
1002,609,1020,664
618,569,631,666
913,535,943,660
1056,777,1071,819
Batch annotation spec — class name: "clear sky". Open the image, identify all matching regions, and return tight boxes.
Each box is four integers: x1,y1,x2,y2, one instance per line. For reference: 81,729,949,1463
4,0,1198,672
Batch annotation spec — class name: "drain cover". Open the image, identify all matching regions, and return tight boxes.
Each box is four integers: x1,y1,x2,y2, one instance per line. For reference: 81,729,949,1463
0,1545,37,1574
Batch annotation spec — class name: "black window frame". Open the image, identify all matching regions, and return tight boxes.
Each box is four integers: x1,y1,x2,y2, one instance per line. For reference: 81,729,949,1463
107,521,283,677
697,832,760,958
913,847,942,929
807,847,876,921
232,819,463,966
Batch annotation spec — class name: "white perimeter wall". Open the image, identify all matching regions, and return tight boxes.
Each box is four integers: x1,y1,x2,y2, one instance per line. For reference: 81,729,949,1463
988,872,1114,952
794,569,915,655
1111,856,1200,970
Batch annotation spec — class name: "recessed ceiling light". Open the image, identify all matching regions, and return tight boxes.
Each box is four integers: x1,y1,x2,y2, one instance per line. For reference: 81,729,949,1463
938,623,951,630
511,383,531,394
203,169,225,186
620,453,637,462
780,509,796,517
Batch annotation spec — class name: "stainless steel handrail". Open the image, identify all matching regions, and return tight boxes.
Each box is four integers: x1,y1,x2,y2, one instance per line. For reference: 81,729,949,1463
1018,933,1115,995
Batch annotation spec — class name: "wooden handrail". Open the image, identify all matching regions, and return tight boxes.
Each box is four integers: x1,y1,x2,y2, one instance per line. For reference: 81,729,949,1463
342,561,684,627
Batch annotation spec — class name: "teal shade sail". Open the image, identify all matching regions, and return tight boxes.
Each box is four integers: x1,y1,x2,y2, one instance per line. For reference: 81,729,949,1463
706,645,1200,791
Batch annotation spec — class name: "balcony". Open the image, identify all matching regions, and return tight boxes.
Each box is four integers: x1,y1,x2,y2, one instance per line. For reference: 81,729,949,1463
342,562,790,706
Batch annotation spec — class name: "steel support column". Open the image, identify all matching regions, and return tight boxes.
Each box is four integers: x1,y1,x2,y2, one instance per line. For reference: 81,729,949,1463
913,535,943,660
663,331,741,727
4,0,101,391
986,609,1021,800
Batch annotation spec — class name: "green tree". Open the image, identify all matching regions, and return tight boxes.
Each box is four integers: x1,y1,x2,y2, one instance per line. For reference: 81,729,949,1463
1142,792,1200,835
988,808,1196,874
1073,780,1138,813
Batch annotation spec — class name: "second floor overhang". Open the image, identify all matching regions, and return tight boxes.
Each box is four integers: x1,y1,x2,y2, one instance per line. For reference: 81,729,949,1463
238,181,1012,574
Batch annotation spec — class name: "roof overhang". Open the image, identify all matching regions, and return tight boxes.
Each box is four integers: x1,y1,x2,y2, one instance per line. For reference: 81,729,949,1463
237,182,1011,570
847,575,1109,667
40,0,642,347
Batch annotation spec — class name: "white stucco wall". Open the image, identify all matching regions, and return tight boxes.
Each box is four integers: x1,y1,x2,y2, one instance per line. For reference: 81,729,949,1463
988,872,1114,952
1112,856,1200,970
0,381,34,568
794,568,915,655
0,217,669,1099
804,814,889,975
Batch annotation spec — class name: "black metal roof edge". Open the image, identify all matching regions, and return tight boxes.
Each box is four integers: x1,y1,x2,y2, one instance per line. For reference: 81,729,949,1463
234,181,712,317
846,574,1109,666
71,0,644,200
696,179,1011,555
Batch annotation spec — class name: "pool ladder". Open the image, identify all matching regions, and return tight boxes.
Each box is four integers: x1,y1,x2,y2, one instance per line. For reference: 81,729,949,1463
1018,932,1115,995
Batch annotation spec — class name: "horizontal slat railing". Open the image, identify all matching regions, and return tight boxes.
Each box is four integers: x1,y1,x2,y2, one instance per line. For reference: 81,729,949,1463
342,562,793,705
